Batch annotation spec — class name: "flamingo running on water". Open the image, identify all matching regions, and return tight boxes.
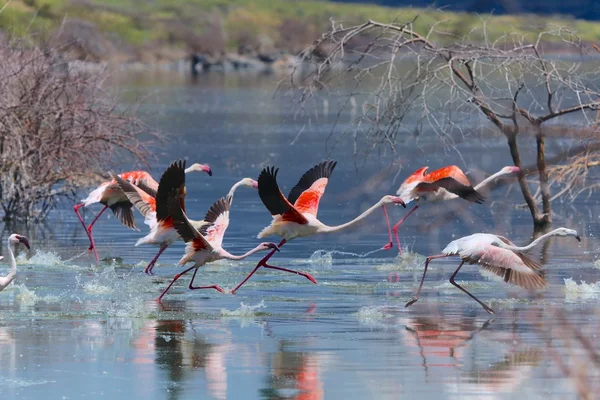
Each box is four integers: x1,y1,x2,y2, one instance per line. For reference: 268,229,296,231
156,196,280,301
405,227,581,314
230,161,406,293
383,165,520,254
112,162,257,275
74,163,211,263
0,234,31,292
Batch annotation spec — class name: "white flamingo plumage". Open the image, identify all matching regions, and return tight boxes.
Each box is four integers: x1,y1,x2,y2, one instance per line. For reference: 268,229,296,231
157,196,279,301
112,162,258,275
0,234,30,292
382,165,520,254
74,163,211,263
231,161,407,293
405,227,581,314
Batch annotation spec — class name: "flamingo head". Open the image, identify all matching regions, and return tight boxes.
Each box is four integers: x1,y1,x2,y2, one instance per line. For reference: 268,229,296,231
382,195,407,208
9,234,30,249
258,242,280,252
185,163,212,176
500,166,520,175
241,177,259,189
553,227,581,242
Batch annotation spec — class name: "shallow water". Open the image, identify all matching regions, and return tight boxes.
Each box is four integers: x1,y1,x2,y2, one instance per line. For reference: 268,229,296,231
0,72,599,399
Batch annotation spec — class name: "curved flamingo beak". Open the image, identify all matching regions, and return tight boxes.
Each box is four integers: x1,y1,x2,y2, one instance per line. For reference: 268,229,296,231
392,196,406,208
575,235,581,242
17,235,30,249
508,166,520,174
266,243,280,252
251,180,259,189
202,164,212,176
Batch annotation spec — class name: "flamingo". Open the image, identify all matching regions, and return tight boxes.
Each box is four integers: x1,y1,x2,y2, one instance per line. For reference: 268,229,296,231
0,234,31,292
382,165,520,254
405,227,581,314
230,161,406,293
156,196,280,301
74,163,211,263
111,163,257,275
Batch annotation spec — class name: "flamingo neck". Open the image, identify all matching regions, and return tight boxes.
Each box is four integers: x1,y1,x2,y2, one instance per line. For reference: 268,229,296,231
495,229,568,251
318,197,387,234
225,179,246,204
2,240,17,287
218,245,266,260
474,169,513,191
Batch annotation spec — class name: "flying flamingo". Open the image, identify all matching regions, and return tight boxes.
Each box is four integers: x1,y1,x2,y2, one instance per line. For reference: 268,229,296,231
0,234,31,292
112,163,258,275
230,161,406,293
74,163,211,263
405,227,581,314
382,165,520,254
156,196,280,301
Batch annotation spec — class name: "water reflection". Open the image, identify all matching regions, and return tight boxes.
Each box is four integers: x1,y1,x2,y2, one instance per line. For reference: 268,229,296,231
262,341,324,400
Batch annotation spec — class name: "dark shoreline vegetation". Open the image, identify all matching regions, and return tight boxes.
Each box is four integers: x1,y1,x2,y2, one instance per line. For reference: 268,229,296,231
2,0,600,70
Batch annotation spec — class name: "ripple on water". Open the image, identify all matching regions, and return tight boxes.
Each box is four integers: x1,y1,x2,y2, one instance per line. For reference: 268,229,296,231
564,277,600,300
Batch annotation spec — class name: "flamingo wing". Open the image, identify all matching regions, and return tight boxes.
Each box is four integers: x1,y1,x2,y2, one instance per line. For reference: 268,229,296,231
258,166,308,224
200,197,230,248
167,196,212,252
109,203,137,229
136,180,158,198
420,165,485,203
287,161,337,216
460,236,546,290
156,160,187,222
111,172,156,218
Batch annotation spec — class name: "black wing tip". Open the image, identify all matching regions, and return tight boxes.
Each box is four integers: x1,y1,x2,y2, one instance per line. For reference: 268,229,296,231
204,197,230,225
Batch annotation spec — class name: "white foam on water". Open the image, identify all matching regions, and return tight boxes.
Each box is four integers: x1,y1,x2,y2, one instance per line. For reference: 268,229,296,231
355,306,393,322
0,377,56,388
373,251,425,271
17,250,64,266
83,281,113,295
14,284,38,305
593,259,600,269
12,284,61,304
564,277,600,300
307,250,333,267
221,300,265,317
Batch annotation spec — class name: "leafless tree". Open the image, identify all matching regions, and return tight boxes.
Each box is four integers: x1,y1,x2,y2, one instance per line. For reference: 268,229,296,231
0,37,159,221
289,17,600,229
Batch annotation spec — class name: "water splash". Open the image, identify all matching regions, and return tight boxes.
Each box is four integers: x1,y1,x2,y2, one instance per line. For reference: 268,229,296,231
373,251,425,271
221,300,266,317
355,306,393,322
564,277,600,300
14,284,38,305
17,250,64,267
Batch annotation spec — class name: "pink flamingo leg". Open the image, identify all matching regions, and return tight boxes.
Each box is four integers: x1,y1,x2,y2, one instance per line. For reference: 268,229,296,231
188,267,224,293
156,265,195,302
381,205,394,250
391,205,419,255
144,243,168,275
231,239,317,294
405,254,449,308
74,203,107,264
449,261,495,315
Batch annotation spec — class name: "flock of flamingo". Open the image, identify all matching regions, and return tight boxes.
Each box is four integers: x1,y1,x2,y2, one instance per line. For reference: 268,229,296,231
0,160,581,314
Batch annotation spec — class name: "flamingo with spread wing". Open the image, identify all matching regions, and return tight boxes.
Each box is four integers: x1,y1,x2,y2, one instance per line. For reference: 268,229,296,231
405,227,580,314
75,163,211,263
156,196,279,301
382,165,519,254
231,161,406,293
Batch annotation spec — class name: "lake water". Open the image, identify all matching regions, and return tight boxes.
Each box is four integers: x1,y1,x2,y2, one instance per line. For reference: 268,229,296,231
0,71,598,399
